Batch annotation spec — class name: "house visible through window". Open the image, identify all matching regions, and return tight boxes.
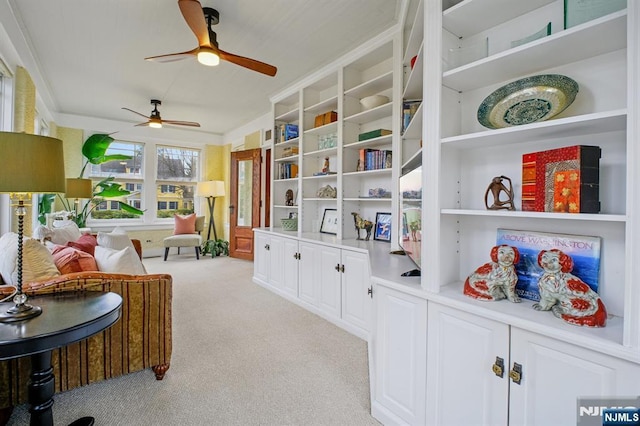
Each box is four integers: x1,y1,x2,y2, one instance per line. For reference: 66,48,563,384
156,146,199,218
88,140,144,222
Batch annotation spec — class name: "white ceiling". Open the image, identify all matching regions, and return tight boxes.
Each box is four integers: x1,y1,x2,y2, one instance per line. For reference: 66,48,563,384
6,0,404,138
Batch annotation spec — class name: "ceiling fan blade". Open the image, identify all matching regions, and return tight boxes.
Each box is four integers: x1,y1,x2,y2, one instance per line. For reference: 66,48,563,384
144,48,198,63
122,107,151,119
134,121,151,127
178,0,211,47
162,120,201,127
219,49,277,77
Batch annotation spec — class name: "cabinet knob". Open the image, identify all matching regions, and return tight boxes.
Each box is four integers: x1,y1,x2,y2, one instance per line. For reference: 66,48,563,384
492,356,504,378
367,287,373,298
335,263,340,271
509,362,522,385
264,244,270,250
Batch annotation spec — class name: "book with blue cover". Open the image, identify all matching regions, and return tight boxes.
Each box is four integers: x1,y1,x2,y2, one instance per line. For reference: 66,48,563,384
495,229,601,302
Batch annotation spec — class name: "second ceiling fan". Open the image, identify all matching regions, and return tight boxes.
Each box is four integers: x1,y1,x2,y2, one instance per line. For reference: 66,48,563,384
122,99,200,128
145,0,277,77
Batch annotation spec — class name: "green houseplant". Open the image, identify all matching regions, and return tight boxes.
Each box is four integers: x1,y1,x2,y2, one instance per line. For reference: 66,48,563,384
41,133,144,227
201,239,230,258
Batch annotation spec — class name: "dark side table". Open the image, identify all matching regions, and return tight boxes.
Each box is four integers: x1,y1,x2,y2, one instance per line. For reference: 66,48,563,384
0,292,122,426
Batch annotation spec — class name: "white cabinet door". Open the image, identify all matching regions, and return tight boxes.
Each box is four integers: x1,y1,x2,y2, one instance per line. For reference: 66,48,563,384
268,235,285,290
298,241,319,306
253,232,270,284
341,249,371,332
317,245,341,318
371,283,427,426
509,328,640,426
426,303,509,426
282,237,299,297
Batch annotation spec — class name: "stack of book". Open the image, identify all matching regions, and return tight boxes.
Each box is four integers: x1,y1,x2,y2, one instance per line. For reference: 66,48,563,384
402,100,421,133
277,124,298,143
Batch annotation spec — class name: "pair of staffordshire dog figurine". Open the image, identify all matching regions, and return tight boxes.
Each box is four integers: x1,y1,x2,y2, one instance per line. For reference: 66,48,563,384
463,244,607,327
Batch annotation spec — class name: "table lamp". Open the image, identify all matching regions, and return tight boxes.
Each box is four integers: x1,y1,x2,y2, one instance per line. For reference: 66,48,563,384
65,177,93,217
196,180,225,241
0,132,66,322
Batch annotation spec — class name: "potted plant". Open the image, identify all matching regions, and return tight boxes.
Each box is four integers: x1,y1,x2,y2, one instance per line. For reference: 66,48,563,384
201,239,230,258
40,133,145,227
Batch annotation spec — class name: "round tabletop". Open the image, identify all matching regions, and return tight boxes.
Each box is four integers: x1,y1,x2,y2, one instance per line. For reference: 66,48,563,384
0,292,122,360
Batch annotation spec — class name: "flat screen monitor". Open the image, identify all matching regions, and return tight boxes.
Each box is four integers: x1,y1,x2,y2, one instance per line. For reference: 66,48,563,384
399,165,422,274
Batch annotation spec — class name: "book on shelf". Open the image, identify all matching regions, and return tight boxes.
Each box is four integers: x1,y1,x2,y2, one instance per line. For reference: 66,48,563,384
278,163,298,179
496,229,601,302
402,99,421,133
277,123,299,143
358,129,392,141
359,149,392,171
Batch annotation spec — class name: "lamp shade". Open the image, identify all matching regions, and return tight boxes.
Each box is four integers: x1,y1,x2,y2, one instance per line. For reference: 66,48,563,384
65,178,93,199
0,132,66,194
196,180,225,197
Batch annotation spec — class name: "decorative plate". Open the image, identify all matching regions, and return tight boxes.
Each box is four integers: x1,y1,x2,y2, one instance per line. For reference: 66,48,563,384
477,74,579,129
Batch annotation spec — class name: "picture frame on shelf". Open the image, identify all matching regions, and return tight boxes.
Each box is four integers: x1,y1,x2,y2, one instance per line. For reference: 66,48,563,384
320,208,338,235
374,212,392,242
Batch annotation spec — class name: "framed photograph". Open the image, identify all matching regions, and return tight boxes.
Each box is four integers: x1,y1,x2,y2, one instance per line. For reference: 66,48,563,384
374,212,392,242
320,208,338,235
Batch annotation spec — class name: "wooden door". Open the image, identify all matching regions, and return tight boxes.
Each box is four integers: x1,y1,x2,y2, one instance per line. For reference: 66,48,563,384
229,148,261,260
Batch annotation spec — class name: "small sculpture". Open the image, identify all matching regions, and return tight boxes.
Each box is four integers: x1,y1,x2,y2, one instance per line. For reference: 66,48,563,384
316,185,337,198
484,175,515,210
351,212,373,241
463,245,521,302
285,189,294,206
322,157,330,173
533,249,607,327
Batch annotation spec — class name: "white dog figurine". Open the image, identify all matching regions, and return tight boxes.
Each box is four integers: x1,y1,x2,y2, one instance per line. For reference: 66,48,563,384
463,245,520,302
533,249,607,327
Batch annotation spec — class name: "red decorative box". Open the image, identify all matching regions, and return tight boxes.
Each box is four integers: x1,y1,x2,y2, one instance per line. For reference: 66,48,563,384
521,145,601,213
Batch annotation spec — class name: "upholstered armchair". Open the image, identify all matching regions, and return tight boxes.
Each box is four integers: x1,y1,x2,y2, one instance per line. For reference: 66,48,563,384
0,269,172,422
163,215,205,260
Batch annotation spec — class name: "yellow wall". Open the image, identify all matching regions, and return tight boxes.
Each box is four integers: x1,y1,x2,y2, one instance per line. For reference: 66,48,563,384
13,66,35,133
244,130,261,150
204,144,231,240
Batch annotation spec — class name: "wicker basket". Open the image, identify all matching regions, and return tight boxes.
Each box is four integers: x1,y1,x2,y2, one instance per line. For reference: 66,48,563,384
280,218,298,231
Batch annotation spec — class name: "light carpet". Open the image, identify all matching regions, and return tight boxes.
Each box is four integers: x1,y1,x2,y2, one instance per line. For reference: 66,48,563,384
7,254,379,426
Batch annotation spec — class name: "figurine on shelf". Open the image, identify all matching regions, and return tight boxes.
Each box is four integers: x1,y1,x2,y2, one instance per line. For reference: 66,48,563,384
463,245,521,302
533,249,607,327
484,175,515,210
285,189,294,206
322,157,330,173
351,212,373,241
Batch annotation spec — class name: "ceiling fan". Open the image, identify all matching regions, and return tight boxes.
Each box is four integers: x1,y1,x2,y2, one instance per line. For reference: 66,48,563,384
145,0,277,77
122,99,201,129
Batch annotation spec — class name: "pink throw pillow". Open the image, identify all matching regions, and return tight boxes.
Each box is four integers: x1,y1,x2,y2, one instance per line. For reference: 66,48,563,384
174,213,196,235
52,246,99,274
67,234,98,256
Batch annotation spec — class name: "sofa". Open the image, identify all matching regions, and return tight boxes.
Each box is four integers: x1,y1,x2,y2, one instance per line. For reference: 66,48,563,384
0,237,173,423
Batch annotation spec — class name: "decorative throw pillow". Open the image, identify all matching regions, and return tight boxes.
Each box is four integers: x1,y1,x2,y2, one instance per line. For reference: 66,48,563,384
32,225,54,242
97,229,135,252
49,221,82,245
94,246,146,275
67,234,98,256
0,234,60,285
174,213,196,235
51,246,98,274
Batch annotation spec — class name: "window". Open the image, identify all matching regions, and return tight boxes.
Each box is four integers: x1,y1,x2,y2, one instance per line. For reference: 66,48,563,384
87,140,144,222
156,146,199,218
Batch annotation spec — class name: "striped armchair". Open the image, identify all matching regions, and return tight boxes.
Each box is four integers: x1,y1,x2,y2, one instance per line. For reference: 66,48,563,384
0,270,172,422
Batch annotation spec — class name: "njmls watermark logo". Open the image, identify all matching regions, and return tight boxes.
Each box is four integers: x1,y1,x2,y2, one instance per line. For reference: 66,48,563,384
578,397,640,426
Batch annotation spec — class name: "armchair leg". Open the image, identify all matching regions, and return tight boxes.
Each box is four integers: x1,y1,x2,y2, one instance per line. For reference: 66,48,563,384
195,246,200,260
164,247,169,261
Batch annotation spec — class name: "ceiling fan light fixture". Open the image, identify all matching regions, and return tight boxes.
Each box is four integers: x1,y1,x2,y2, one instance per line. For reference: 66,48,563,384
149,118,163,129
197,47,220,66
